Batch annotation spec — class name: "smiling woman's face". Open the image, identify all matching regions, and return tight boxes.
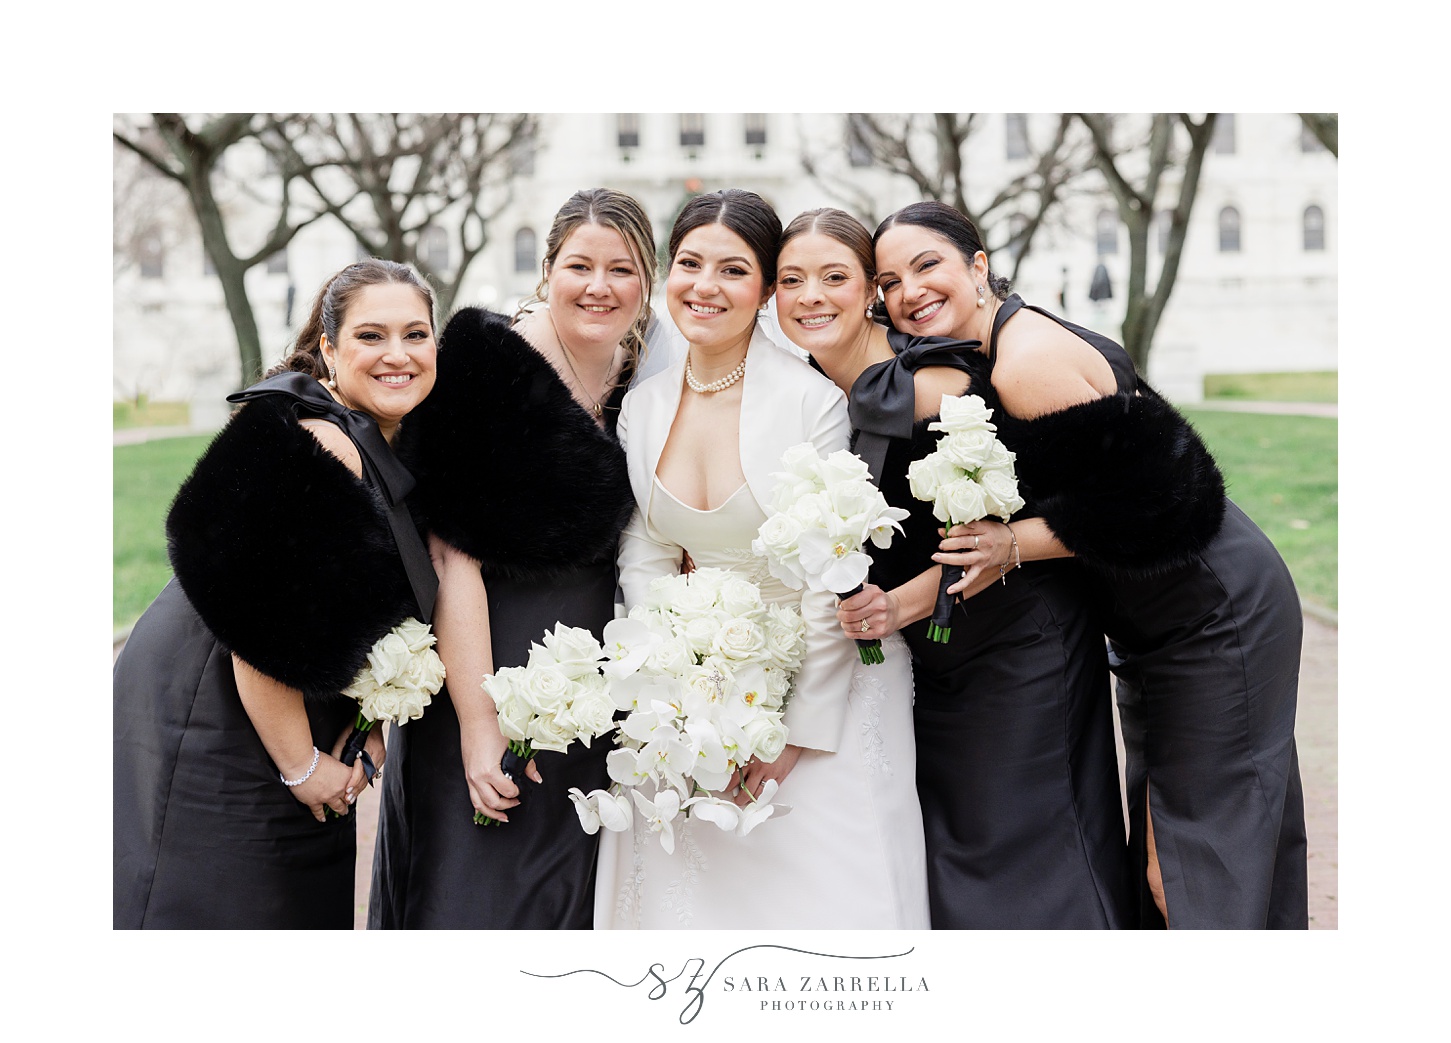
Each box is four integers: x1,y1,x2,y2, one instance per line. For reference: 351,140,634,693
874,224,983,340
322,282,437,435
774,230,876,358
665,222,770,352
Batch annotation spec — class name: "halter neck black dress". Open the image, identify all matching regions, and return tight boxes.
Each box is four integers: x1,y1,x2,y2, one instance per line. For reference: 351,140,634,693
982,296,1308,929
856,331,1134,929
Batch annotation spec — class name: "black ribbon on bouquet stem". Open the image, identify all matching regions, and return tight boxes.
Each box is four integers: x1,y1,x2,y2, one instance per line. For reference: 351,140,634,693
841,583,885,665
474,741,538,826
926,565,962,644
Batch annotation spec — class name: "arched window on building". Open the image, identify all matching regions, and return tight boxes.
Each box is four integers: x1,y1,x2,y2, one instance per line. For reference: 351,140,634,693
1218,206,1242,252
418,226,450,274
1095,208,1119,256
1212,113,1236,154
1303,205,1326,251
514,227,537,273
1004,114,1029,160
138,229,164,278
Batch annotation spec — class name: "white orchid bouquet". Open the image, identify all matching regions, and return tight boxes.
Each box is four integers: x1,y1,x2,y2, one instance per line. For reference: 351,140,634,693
337,616,445,781
477,624,620,826
907,393,1026,642
751,443,909,664
567,567,806,853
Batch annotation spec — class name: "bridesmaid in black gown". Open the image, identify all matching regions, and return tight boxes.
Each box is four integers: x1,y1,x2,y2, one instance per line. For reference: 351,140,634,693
878,201,1308,929
368,190,655,928
114,260,440,928
782,208,1133,928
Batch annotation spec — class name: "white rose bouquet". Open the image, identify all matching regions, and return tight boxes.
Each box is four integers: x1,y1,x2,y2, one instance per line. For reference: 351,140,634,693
477,623,620,826
907,393,1026,642
567,567,806,853
337,616,445,779
751,443,909,664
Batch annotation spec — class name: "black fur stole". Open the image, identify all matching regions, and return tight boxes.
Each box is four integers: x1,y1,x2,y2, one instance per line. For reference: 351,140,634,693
166,396,416,700
396,307,635,582
991,386,1226,578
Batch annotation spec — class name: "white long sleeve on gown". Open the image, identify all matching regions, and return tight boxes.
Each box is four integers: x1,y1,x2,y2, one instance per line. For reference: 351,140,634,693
593,474,930,929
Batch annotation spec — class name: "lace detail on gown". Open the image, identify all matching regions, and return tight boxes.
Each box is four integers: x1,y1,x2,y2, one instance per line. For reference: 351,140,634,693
851,633,909,777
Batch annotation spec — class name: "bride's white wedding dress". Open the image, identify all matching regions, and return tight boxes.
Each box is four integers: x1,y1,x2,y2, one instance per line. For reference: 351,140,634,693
593,474,930,929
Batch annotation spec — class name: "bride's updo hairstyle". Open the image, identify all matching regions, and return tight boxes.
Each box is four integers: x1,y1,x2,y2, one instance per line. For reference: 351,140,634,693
515,187,658,376
273,259,436,380
668,188,782,289
873,201,1012,302
780,207,881,317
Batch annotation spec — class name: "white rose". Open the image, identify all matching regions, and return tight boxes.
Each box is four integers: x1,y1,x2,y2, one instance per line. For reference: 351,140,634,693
529,709,574,753
763,605,806,671
939,428,998,471
778,441,825,479
742,714,789,763
522,664,576,713
565,681,618,743
754,511,804,561
978,468,1025,521
681,615,721,656
818,449,872,486
711,617,767,662
393,617,437,654
647,635,697,678
366,631,413,685
940,477,989,525
932,393,996,433
541,625,606,677
763,667,792,709
908,453,958,502
718,575,766,618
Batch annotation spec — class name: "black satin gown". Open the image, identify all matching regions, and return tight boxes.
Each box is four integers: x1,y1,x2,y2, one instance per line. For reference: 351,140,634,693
367,565,616,929
986,296,1307,929
113,581,358,929
856,336,1134,929
366,309,635,930
114,373,428,930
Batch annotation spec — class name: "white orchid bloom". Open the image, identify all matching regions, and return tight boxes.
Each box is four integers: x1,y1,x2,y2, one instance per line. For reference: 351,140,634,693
736,779,791,836
685,795,742,832
632,788,682,854
567,787,603,834
600,617,664,680
796,529,872,594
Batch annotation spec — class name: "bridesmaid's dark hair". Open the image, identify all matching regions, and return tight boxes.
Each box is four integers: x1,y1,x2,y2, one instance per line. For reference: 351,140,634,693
669,188,782,287
272,259,437,380
874,201,1012,301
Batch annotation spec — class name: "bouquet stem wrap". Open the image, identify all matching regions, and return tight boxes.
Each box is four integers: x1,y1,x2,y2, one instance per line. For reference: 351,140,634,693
842,582,885,664
926,567,962,644
474,740,538,827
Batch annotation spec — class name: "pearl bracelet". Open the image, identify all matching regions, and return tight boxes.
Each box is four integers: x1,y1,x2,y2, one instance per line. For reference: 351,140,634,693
280,746,321,787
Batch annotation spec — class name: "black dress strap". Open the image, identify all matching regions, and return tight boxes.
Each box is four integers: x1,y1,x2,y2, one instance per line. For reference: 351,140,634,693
848,329,981,484
227,371,438,622
988,293,1136,395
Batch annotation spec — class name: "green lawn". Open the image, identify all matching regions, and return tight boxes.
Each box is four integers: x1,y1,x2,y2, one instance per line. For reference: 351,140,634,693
114,399,191,429
113,434,213,631
1203,371,1337,403
1181,409,1337,613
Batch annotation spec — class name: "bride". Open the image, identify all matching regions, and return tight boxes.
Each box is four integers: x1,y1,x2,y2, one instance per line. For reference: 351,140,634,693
593,189,929,929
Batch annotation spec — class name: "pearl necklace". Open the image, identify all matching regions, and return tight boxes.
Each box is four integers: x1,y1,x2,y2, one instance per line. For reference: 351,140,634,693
685,354,747,394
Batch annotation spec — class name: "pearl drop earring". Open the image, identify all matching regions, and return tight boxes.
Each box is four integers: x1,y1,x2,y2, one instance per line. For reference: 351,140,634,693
976,285,987,308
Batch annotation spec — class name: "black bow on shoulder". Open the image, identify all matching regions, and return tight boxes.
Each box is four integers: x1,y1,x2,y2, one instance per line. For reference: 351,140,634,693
848,331,983,484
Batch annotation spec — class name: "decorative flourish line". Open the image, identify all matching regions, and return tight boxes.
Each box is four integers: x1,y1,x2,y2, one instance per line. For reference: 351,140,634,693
523,944,915,1025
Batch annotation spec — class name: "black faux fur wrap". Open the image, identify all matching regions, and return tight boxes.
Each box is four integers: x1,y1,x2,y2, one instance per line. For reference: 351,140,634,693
165,395,416,700
396,307,635,582
992,387,1227,578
